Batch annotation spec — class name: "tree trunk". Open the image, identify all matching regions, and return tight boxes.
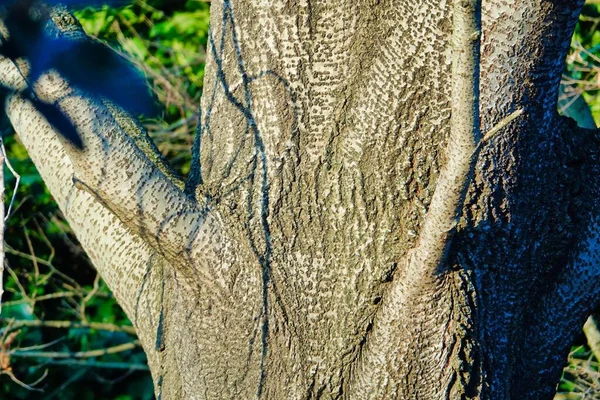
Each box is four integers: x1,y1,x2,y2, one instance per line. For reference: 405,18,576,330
2,1,600,398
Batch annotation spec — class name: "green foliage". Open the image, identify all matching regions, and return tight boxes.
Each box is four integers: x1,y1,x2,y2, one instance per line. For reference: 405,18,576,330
557,345,600,398
554,3,600,398
563,3,600,125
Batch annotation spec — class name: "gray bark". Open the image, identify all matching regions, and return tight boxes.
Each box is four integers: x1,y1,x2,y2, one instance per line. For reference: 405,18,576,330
1,1,599,399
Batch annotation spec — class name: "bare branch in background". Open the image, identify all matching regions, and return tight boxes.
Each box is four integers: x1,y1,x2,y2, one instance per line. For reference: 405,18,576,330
2,143,20,221
42,359,148,370
0,318,137,335
10,341,140,359
0,138,5,311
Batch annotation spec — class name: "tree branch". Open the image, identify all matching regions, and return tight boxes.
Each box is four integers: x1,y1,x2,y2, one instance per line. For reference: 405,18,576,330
3,82,181,381
0,138,5,311
11,341,140,359
583,316,600,362
511,108,600,394
404,0,481,278
8,89,206,266
0,16,225,277
0,13,246,380
348,0,483,394
37,359,149,371
0,318,137,335
104,101,185,191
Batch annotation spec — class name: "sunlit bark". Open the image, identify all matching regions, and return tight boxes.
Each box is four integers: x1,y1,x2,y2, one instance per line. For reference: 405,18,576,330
2,1,599,398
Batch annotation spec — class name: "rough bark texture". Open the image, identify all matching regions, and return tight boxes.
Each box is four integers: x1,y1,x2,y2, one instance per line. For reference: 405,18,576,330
2,1,600,399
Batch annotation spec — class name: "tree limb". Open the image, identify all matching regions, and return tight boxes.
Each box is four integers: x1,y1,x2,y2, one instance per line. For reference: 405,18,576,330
348,0,482,394
6,77,222,286
0,65,170,374
0,12,215,269
0,13,247,384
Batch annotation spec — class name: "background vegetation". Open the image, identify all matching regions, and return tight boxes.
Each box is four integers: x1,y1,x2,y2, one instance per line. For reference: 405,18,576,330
0,0,599,398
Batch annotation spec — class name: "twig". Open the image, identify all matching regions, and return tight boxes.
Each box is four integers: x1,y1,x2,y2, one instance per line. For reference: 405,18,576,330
2,292,73,308
0,318,137,335
80,273,101,322
1,142,20,221
480,109,524,144
11,341,140,359
23,227,40,284
1,369,46,392
4,243,81,290
39,359,149,371
16,337,66,353
0,290,110,308
0,138,4,312
584,315,600,363
33,220,54,265
5,265,31,305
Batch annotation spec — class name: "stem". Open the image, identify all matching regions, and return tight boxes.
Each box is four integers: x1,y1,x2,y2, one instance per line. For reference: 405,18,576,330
411,0,481,273
37,359,149,371
0,138,5,312
11,341,140,359
0,318,137,335
583,315,600,362
348,1,482,394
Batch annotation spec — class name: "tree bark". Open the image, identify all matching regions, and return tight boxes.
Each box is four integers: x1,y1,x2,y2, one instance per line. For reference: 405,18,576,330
2,1,600,399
